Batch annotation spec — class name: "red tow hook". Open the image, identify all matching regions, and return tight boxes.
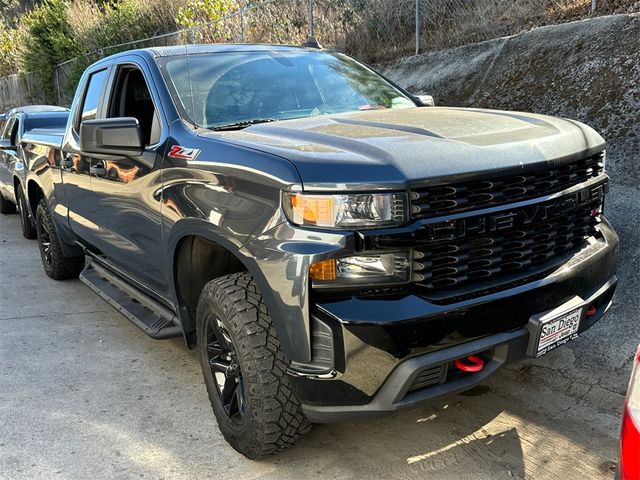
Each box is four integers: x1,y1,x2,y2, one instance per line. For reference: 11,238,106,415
454,355,484,373
587,304,597,317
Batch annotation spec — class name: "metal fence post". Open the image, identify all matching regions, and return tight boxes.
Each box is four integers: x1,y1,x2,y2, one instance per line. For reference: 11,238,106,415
591,0,597,12
415,0,420,55
308,0,315,37
54,67,62,106
26,74,31,103
240,10,244,42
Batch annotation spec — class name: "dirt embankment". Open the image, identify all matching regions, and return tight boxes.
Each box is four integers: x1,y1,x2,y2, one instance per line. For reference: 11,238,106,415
382,13,640,188
383,14,640,412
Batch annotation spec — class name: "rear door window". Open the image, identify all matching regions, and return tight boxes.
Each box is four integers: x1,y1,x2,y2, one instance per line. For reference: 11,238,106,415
77,69,108,129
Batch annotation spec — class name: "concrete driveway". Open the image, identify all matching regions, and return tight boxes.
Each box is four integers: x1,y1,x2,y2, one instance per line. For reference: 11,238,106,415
0,185,636,479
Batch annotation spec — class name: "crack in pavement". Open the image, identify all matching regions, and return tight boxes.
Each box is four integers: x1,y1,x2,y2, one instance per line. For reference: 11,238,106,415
0,309,113,322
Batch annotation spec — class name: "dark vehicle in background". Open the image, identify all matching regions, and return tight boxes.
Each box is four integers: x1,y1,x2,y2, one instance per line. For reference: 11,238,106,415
0,105,69,238
20,45,618,458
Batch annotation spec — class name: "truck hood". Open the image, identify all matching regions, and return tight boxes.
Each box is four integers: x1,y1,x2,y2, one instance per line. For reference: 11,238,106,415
198,107,605,190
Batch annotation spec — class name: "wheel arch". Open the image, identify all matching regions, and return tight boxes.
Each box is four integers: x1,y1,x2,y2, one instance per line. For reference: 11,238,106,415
26,179,45,217
168,220,295,358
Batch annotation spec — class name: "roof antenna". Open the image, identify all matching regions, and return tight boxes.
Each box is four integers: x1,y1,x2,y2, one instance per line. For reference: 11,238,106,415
302,36,322,49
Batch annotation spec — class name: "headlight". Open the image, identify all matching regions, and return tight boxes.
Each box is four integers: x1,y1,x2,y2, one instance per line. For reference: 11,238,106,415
310,252,411,287
283,191,407,229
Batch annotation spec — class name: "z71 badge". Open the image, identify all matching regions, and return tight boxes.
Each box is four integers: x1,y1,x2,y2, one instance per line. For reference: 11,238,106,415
167,145,201,161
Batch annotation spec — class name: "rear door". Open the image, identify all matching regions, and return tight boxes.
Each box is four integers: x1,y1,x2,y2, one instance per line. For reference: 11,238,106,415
61,67,110,243
85,57,169,296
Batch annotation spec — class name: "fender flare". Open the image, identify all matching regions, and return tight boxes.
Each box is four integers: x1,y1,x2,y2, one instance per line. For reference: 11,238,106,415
165,217,307,362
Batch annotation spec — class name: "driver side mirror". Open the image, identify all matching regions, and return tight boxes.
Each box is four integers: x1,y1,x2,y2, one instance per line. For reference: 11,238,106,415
0,138,16,150
80,117,143,156
415,95,435,107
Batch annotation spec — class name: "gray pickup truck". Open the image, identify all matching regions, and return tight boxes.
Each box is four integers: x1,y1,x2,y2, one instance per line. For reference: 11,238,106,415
20,44,618,458
0,105,69,238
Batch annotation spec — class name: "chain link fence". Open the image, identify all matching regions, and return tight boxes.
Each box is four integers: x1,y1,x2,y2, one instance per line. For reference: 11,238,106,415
2,0,638,109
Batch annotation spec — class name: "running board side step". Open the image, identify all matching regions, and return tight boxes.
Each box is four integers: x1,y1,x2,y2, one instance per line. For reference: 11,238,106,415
80,259,182,340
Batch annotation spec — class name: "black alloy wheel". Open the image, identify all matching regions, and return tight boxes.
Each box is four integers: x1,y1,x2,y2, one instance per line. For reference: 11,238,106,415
34,198,84,280
205,314,246,423
38,212,53,266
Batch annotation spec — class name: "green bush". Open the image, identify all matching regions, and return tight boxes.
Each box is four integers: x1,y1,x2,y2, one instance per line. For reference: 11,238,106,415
21,0,79,102
97,0,164,47
177,0,238,29
0,28,19,77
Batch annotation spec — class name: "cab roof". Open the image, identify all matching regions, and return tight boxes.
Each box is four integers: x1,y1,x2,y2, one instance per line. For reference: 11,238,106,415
93,43,324,67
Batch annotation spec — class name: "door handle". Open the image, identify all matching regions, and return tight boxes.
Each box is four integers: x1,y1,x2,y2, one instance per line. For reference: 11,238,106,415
90,162,106,177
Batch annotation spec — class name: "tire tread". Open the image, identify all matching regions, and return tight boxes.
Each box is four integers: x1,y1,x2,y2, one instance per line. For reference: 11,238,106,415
35,199,84,280
197,272,310,458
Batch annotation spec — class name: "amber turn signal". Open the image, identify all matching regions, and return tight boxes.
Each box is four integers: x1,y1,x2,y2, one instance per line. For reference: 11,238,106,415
309,259,337,281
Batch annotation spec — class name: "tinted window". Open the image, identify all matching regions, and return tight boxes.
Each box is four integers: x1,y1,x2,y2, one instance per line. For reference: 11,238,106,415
78,69,108,128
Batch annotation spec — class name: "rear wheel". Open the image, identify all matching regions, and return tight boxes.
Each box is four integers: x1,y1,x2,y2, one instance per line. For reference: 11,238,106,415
0,193,16,214
35,199,84,280
17,188,36,239
197,272,310,458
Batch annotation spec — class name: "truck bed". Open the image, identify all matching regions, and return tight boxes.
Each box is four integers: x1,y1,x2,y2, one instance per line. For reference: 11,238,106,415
22,128,65,149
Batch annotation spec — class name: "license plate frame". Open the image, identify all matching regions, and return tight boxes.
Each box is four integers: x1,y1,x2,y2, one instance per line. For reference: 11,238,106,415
526,297,584,358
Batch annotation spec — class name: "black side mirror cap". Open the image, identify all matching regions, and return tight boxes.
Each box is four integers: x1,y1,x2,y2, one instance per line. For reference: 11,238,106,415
80,117,144,156
0,138,16,150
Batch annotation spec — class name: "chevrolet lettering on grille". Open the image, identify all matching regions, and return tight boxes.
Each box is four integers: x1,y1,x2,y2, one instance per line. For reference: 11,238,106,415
425,180,607,242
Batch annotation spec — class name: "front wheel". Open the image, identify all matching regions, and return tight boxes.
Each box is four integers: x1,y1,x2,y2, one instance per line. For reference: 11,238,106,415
197,272,310,458
35,199,84,280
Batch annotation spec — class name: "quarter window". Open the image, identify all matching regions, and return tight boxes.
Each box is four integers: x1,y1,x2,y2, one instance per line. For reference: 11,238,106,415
1,117,17,144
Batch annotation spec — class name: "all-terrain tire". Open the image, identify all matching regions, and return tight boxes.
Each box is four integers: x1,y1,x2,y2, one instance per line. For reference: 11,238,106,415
197,272,311,458
17,187,36,239
35,198,84,280
0,192,16,214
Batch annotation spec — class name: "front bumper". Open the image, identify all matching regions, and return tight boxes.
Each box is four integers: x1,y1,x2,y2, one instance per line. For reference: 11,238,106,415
299,277,616,422
289,219,618,422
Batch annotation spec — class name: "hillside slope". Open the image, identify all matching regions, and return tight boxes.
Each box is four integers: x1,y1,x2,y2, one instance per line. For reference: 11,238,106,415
383,14,639,406
382,13,639,187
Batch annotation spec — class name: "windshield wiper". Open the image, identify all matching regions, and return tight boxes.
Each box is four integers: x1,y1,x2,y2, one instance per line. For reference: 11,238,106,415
210,118,277,131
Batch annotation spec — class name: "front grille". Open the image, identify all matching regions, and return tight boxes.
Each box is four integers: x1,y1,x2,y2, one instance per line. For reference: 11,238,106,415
410,152,605,219
413,203,601,300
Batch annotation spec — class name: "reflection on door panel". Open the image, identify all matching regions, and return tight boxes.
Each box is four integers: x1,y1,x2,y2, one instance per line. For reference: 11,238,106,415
63,68,108,237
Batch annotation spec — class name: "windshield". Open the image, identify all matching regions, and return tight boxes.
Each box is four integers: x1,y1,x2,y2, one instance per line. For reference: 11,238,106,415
158,50,416,129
